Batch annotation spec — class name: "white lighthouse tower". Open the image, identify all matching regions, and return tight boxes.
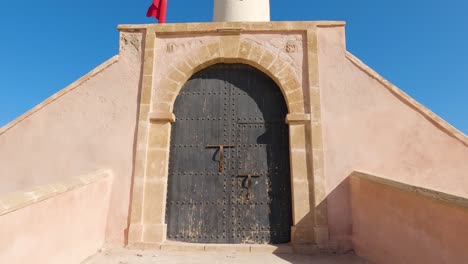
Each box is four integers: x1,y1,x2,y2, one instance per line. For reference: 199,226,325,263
213,0,270,22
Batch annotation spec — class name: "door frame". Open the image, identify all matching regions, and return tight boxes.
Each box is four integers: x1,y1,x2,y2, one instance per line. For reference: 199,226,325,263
165,63,293,244
126,27,328,248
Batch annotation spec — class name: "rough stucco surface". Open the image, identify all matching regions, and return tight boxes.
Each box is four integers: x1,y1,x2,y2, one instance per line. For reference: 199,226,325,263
0,31,143,245
317,27,468,246
0,176,112,264
350,176,468,264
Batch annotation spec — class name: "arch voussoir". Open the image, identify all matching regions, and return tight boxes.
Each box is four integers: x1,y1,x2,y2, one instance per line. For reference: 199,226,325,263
152,39,306,115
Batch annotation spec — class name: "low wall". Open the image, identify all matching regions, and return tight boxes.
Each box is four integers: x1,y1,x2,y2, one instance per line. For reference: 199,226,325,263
350,172,468,264
0,170,113,264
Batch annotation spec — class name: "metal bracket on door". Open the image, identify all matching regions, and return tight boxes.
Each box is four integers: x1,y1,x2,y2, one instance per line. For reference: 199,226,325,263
237,174,261,200
206,145,236,173
237,174,261,189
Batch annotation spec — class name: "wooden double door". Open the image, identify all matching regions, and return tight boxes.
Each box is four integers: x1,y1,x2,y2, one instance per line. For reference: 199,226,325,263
166,64,292,244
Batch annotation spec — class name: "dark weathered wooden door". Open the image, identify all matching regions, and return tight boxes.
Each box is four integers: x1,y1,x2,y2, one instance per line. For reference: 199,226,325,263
166,63,291,244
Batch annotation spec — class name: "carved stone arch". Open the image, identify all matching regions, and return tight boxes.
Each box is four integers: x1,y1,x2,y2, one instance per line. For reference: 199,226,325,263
151,39,306,114
128,35,317,247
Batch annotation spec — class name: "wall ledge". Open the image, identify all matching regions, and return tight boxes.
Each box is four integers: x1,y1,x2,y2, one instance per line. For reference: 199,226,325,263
117,21,346,33
0,170,112,216
345,52,468,148
351,171,468,209
286,113,311,124
149,111,176,123
0,56,120,136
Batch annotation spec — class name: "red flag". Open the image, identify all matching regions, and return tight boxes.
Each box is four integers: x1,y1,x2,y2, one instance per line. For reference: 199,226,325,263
147,0,167,23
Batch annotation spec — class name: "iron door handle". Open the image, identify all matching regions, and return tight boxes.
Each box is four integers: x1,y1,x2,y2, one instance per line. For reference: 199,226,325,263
206,145,236,173
237,174,261,189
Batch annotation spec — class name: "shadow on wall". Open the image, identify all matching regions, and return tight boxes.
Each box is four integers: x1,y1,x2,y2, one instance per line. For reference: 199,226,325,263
325,171,468,264
282,171,468,263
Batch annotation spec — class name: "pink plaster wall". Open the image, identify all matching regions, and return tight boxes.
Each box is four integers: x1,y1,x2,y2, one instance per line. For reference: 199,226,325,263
0,32,143,245
317,26,468,247
350,176,468,263
0,176,113,264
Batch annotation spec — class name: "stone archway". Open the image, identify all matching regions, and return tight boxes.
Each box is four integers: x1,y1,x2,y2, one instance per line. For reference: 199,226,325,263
128,33,317,246
152,39,307,114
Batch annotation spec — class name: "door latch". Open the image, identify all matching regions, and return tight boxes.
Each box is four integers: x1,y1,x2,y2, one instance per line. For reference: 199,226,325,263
206,145,236,173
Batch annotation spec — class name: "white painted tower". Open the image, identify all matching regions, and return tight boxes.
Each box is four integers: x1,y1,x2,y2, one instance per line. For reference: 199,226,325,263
213,0,270,22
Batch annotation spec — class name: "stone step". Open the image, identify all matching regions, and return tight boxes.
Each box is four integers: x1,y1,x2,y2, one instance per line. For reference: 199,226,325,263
128,241,329,254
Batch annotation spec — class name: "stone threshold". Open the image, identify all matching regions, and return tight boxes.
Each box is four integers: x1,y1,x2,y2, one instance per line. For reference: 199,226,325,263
128,241,326,254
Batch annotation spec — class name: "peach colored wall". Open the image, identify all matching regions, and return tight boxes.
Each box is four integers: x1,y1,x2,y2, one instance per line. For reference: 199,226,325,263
0,31,143,245
350,176,468,263
316,26,468,247
0,176,113,264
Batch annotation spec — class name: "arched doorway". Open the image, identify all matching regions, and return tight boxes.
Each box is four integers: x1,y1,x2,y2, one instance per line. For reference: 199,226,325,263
166,63,292,244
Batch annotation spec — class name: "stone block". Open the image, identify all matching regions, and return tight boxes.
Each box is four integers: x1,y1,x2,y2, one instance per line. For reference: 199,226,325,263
314,227,330,247
247,44,265,62
206,42,222,58
142,76,153,88
306,30,318,52
258,51,275,69
168,67,187,84
291,226,316,244
144,52,154,65
142,224,167,243
148,122,171,149
145,32,155,46
143,58,154,75
288,124,307,149
287,89,304,104
154,91,177,105
129,187,143,223
290,148,309,183
268,59,288,78
286,113,311,124
138,104,150,121
288,101,305,113
128,223,144,243
311,133,324,157
145,149,170,180
275,65,293,81
291,182,312,225
151,102,172,113
308,68,320,88
148,112,176,123
314,202,328,226
309,87,322,110
142,181,167,224
135,122,148,150
221,36,240,58
283,78,301,93
184,53,201,69
140,78,153,104
238,41,253,60
174,60,192,79
196,45,212,65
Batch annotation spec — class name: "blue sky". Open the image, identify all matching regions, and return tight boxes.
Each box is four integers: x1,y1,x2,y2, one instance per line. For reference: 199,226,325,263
0,0,467,134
